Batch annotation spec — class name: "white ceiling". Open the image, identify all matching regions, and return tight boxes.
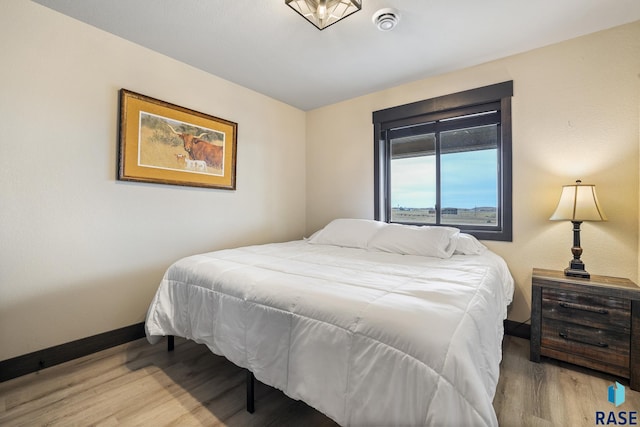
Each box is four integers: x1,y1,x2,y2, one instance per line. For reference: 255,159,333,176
33,0,640,111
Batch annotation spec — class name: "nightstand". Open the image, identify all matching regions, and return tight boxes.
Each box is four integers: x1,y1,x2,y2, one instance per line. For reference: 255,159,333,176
530,268,640,391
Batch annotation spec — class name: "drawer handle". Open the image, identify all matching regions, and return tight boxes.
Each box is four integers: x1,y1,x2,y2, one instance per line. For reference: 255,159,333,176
559,331,609,348
558,302,609,315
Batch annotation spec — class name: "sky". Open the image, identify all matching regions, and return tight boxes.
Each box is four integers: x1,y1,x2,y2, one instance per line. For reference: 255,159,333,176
390,149,498,209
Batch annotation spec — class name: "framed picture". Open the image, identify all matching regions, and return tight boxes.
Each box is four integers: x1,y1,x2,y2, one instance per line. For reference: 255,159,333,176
118,89,237,190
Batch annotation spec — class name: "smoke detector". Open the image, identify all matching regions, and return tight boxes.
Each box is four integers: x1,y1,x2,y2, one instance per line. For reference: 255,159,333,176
372,8,400,31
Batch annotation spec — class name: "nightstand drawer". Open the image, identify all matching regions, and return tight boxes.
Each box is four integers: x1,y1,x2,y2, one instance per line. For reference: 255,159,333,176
542,288,630,331
541,318,630,369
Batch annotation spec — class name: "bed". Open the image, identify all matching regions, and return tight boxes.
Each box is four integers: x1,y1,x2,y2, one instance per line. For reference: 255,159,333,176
145,219,514,426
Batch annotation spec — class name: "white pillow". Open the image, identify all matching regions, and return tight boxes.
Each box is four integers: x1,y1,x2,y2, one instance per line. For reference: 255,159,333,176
307,218,387,249
367,224,459,258
452,233,487,255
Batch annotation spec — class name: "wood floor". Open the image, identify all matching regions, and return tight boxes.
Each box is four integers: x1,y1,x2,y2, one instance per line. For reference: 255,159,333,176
1,335,638,426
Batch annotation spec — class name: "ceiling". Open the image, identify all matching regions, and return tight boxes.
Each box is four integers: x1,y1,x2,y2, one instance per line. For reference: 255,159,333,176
33,0,640,111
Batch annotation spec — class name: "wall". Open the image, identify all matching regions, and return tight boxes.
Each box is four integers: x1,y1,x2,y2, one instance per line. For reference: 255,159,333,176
0,1,306,361
306,21,640,323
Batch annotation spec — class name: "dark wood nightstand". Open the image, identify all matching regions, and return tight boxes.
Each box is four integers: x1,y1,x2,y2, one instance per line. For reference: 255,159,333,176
530,268,640,391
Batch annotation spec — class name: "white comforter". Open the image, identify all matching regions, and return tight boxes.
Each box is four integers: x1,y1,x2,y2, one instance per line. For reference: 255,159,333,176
145,240,514,426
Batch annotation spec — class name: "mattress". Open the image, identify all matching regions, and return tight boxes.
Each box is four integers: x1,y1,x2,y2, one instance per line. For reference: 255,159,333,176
145,239,513,426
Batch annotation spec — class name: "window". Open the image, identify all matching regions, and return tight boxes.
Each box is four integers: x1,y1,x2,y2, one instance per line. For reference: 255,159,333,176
373,82,513,241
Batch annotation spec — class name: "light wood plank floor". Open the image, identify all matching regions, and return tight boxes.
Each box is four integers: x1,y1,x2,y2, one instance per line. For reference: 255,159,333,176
1,335,638,426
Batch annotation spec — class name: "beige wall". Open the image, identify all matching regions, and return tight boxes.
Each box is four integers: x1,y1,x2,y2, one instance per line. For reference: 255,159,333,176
306,21,640,322
0,1,306,361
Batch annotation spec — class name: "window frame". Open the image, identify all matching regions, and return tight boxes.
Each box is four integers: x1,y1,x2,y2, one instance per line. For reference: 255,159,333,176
373,81,513,241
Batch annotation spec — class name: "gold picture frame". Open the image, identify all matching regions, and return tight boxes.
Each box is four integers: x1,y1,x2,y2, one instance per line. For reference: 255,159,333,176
118,89,237,190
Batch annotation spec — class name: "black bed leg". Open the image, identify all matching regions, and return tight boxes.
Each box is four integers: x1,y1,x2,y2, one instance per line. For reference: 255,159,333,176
167,335,174,352
246,370,255,413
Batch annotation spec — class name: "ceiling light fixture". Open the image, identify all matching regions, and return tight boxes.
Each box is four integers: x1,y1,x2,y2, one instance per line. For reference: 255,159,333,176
285,0,362,30
372,8,400,31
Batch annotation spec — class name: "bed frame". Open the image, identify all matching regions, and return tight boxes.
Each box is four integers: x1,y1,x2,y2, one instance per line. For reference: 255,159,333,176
167,335,255,413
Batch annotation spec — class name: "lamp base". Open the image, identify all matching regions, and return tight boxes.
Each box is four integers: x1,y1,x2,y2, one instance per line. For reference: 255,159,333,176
564,266,590,279
564,236,591,278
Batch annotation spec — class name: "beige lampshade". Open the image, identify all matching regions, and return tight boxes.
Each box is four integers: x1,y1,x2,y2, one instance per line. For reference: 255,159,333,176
550,180,607,221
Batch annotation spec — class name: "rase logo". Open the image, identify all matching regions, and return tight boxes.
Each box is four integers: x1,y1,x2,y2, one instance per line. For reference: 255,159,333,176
609,382,626,407
595,382,637,425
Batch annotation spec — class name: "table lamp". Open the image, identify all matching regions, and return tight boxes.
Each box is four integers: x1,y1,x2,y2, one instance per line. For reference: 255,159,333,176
550,179,607,279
